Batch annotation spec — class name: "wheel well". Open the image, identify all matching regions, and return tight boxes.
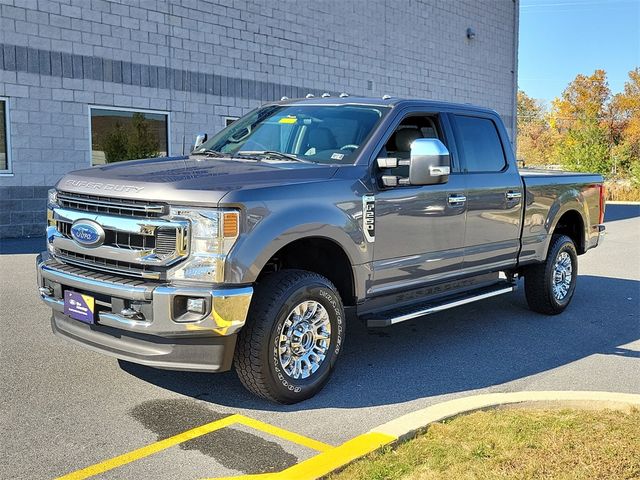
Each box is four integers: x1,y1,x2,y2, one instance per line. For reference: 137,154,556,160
553,210,585,254
258,237,356,306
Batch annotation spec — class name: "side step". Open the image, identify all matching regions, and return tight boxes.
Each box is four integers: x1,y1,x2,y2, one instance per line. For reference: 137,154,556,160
363,282,517,328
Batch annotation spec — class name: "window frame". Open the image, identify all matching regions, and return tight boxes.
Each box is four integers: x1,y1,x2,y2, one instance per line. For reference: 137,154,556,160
450,113,508,174
88,105,171,166
0,96,13,175
369,109,461,188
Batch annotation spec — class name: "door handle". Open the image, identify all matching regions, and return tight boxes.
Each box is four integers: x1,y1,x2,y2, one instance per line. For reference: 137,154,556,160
448,194,467,205
505,191,522,200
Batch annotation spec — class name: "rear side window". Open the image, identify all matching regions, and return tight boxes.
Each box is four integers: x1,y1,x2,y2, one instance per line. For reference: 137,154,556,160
453,115,506,173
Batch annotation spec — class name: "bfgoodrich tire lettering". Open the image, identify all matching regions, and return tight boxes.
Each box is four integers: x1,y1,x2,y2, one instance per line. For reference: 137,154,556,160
234,269,345,404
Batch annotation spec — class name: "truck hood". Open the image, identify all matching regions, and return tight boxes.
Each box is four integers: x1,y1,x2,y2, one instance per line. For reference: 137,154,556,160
57,155,339,205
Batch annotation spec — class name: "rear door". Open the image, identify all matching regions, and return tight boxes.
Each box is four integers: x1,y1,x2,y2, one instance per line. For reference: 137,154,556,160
450,113,523,274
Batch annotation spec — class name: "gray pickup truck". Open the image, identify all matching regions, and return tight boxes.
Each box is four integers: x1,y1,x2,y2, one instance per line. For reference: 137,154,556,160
36,96,606,403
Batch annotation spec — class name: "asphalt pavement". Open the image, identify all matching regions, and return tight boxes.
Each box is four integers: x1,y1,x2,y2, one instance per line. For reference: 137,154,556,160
1,204,638,479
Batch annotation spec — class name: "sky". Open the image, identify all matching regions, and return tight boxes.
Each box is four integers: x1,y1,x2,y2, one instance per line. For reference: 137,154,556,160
518,0,640,105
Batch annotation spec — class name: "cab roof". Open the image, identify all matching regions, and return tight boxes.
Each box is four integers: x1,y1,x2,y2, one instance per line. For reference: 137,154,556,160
271,95,498,116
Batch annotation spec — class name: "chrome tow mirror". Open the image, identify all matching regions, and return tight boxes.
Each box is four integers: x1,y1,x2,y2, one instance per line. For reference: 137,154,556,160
409,138,451,185
192,132,208,152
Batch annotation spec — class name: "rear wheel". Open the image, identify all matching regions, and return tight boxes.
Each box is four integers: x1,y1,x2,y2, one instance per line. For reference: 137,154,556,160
234,269,345,403
524,234,578,315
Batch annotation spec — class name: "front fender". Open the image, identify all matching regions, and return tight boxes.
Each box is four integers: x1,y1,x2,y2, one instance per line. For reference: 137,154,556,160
224,199,371,287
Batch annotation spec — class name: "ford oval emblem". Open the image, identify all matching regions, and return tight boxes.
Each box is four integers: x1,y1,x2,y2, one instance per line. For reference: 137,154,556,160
70,220,105,248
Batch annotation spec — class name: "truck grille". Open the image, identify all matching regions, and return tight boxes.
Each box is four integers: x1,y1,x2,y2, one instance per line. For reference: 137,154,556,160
57,191,168,218
50,193,189,280
55,249,162,279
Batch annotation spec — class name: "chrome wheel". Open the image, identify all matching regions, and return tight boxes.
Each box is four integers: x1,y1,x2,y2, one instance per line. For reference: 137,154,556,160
552,251,573,300
278,301,332,380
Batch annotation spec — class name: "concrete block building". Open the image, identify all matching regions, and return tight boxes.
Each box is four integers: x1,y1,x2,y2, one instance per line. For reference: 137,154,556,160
0,0,518,238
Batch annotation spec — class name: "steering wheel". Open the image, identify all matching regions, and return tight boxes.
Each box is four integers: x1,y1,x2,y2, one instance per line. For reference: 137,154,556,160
339,144,359,151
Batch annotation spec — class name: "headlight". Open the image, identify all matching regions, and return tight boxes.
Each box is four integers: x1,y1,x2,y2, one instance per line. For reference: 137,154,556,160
167,208,240,283
48,188,58,205
47,188,58,226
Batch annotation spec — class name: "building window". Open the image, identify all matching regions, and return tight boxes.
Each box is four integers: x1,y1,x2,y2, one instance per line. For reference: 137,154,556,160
225,117,239,127
0,98,10,172
90,107,169,165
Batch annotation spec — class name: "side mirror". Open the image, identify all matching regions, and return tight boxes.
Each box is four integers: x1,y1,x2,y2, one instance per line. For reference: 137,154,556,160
409,138,451,185
192,132,208,152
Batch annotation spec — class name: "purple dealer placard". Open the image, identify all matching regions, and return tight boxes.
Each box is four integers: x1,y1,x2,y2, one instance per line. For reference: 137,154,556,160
64,291,95,324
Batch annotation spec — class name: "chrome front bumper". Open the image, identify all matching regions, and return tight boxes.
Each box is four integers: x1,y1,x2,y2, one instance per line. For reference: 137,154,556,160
36,252,253,372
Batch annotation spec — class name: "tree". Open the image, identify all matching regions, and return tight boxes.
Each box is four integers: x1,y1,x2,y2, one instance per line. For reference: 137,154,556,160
556,120,611,174
101,122,129,164
516,90,557,165
550,70,612,173
611,68,640,176
100,113,159,163
550,69,610,130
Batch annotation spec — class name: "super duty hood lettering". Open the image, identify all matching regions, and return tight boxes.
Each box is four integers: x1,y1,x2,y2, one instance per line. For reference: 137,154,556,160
65,180,144,193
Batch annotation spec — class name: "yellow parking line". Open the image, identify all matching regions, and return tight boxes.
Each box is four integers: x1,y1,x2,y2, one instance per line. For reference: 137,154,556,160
56,414,242,480
206,432,397,480
234,415,333,452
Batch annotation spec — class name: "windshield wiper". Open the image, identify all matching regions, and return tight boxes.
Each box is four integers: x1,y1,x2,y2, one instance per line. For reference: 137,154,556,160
192,149,227,157
237,151,317,164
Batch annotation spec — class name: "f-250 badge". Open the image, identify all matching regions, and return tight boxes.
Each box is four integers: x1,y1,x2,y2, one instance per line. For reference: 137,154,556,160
362,195,375,243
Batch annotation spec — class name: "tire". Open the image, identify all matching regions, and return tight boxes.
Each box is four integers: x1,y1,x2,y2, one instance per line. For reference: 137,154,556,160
234,269,345,404
524,234,578,315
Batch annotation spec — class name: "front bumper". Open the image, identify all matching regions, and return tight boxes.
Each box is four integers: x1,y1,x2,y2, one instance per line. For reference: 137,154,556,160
36,252,253,372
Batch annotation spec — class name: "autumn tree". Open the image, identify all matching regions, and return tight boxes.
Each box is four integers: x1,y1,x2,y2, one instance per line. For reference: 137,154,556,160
611,68,640,182
516,90,557,165
550,69,612,174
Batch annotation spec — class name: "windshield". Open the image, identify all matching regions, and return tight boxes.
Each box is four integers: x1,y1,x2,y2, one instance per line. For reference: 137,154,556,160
194,104,389,164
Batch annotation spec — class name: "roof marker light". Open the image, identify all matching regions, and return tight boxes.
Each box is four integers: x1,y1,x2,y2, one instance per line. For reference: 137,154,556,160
280,96,289,101
382,95,391,100
339,92,349,98
321,92,330,98
305,93,315,98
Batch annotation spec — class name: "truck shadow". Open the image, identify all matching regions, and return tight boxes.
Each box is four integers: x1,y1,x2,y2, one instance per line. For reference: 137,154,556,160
120,274,640,411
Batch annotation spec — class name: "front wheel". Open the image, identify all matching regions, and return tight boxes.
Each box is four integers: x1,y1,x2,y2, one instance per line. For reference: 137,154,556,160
524,234,578,315
234,270,345,404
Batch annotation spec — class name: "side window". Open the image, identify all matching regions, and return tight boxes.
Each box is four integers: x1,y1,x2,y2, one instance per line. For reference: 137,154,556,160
453,115,506,173
377,115,445,177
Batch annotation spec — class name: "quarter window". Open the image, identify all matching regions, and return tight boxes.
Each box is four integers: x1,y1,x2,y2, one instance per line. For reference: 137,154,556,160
453,115,506,173
0,98,9,172
90,107,169,165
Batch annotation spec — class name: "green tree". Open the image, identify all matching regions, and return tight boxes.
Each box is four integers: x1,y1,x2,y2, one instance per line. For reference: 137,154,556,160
100,113,160,163
557,120,611,174
126,112,159,160
550,70,612,173
101,122,129,163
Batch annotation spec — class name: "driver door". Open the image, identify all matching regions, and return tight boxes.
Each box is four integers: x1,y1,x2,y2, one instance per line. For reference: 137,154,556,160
370,112,467,295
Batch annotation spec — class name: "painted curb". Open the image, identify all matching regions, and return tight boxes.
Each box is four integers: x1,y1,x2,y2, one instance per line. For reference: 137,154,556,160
209,391,640,480
371,390,640,442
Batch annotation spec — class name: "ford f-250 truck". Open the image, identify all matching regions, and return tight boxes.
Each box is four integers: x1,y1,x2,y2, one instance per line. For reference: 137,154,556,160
36,96,606,403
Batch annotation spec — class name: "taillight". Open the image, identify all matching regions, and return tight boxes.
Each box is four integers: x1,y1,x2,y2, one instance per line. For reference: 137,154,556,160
598,184,606,224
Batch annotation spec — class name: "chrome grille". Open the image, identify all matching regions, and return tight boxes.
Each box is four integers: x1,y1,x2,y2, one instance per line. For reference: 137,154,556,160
56,249,162,279
57,191,168,218
56,220,158,251
50,194,189,279
155,229,177,256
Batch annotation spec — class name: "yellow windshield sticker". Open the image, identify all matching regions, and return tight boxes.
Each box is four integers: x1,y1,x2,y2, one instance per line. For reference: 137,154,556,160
278,117,297,124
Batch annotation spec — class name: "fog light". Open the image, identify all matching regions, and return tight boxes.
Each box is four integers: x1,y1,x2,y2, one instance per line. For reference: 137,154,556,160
186,298,206,314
